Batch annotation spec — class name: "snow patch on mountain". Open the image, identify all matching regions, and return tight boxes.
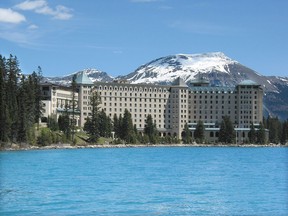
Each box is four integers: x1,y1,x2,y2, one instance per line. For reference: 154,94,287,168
44,68,113,85
125,52,238,84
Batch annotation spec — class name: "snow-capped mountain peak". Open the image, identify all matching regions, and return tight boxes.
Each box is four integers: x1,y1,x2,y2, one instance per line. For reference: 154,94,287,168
123,52,238,84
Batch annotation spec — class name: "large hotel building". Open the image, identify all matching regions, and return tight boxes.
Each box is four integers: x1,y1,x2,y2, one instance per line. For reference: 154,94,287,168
41,72,264,143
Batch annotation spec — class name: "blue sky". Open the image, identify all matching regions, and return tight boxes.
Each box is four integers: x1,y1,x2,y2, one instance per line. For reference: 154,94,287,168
0,0,287,77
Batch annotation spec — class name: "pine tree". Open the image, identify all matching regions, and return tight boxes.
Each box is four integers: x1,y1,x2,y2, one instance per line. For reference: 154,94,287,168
99,109,112,138
0,54,43,145
257,122,266,144
182,123,192,144
71,74,77,142
31,66,43,127
113,114,119,138
6,55,20,142
0,55,9,142
267,116,281,144
144,114,158,144
122,109,136,143
84,89,101,143
248,123,257,144
58,102,71,141
17,75,28,142
118,114,123,139
219,116,235,144
194,120,205,143
281,120,288,145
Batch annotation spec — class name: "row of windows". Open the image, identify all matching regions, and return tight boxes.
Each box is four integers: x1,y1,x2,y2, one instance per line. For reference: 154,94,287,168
102,97,167,103
192,95,232,99
190,105,235,110
96,85,168,93
104,108,164,114
190,90,234,94
191,100,233,104
103,102,164,108
100,92,168,98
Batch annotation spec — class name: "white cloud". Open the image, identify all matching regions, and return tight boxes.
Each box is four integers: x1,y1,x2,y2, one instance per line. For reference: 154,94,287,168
0,8,26,24
15,0,46,10
28,24,38,30
15,0,73,20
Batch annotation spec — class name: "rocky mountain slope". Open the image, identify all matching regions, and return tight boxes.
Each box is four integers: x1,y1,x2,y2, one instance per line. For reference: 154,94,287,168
44,52,288,120
120,52,280,92
43,68,113,85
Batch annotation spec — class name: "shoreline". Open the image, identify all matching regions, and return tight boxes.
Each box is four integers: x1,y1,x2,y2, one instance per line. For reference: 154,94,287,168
1,143,287,151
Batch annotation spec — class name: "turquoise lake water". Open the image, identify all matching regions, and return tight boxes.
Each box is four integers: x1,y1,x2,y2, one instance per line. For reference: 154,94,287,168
0,147,287,215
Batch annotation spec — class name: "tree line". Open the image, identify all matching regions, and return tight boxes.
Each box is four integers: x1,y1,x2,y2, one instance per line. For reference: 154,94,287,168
0,55,42,146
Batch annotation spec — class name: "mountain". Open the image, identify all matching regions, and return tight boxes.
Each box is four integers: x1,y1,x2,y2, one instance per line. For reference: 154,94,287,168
44,52,288,120
120,52,280,91
43,68,113,85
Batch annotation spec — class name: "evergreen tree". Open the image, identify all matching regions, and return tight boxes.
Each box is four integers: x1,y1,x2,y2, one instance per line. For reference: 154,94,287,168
267,116,281,144
144,114,158,144
257,122,266,144
83,116,91,133
113,114,119,138
6,55,20,141
71,74,77,142
248,123,257,144
17,75,28,142
0,55,9,142
58,104,71,140
281,120,288,145
182,123,192,144
0,54,43,145
219,116,235,144
84,90,101,143
194,120,205,143
31,66,43,126
122,109,136,143
99,109,112,138
115,114,124,140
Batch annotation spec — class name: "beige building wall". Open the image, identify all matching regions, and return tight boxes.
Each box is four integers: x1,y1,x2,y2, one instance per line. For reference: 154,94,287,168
74,75,264,141
40,83,79,125
94,82,171,135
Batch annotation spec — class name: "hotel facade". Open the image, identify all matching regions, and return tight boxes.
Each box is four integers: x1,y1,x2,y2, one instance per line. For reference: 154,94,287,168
41,72,264,143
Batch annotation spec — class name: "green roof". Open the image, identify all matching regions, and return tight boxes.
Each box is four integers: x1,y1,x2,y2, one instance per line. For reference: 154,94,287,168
75,71,94,85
